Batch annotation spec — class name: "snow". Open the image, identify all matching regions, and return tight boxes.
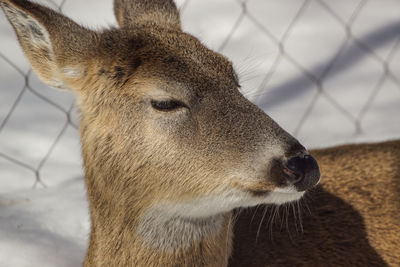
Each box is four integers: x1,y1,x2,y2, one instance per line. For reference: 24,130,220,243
0,178,88,267
0,0,399,266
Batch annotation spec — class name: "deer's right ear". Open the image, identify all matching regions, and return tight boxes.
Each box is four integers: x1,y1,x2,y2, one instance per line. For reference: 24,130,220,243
0,0,96,90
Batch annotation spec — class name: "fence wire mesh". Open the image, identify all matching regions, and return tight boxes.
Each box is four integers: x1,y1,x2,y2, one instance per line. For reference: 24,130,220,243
1,0,400,191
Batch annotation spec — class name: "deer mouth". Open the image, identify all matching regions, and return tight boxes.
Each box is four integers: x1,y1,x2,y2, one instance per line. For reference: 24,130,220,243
246,187,305,204
246,189,271,197
231,180,305,205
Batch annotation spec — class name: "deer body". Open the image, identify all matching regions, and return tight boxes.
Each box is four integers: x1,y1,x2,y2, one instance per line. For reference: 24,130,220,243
231,140,400,266
1,0,399,266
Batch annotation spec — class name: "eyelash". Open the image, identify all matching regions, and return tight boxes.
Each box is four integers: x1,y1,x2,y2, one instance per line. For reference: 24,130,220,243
150,99,187,112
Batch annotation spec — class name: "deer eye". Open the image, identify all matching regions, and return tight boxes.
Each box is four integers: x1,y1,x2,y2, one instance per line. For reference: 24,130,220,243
151,100,187,111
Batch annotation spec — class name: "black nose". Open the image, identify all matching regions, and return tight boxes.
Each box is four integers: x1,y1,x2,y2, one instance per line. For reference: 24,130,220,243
283,154,320,191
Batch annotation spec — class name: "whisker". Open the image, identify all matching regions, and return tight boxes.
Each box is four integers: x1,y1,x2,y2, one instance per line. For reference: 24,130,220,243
226,212,233,250
279,205,286,231
250,204,261,224
232,208,244,229
285,204,289,231
234,54,266,80
269,205,280,241
286,203,294,242
303,196,313,216
232,209,240,225
267,205,276,241
297,200,304,233
292,202,299,233
256,206,269,243
276,205,282,226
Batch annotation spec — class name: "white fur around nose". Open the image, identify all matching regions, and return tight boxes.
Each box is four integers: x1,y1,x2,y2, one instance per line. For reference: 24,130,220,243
263,186,304,205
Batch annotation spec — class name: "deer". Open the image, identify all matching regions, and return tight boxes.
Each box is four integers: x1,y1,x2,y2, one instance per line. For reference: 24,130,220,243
1,0,399,266
230,140,400,266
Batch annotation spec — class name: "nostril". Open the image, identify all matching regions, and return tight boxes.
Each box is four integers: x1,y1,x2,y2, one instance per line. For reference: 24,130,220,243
283,156,304,184
282,154,320,191
282,166,302,184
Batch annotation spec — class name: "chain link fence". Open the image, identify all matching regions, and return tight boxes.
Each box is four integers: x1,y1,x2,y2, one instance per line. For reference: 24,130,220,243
1,0,400,191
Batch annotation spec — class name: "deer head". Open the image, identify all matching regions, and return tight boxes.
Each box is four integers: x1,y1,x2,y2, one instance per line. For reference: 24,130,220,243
1,0,320,264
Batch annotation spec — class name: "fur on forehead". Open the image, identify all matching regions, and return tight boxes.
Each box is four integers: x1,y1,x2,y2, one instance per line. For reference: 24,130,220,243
95,25,238,89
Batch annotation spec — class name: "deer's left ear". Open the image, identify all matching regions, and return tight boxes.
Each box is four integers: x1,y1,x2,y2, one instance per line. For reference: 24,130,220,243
1,0,97,90
114,0,181,30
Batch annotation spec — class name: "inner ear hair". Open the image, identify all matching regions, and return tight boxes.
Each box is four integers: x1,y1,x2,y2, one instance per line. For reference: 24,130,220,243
2,1,51,48
0,0,96,90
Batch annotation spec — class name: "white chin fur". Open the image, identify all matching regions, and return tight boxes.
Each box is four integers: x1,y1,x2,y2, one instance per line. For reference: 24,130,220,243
262,186,305,205
137,186,304,250
146,186,304,221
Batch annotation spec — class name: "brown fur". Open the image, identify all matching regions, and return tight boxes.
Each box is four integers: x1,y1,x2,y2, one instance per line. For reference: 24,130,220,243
114,0,181,29
2,0,399,266
230,140,400,266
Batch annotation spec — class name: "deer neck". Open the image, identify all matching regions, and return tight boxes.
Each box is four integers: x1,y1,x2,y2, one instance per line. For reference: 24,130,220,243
83,168,234,267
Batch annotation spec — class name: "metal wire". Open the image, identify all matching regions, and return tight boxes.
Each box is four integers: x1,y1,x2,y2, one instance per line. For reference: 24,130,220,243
0,0,399,189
